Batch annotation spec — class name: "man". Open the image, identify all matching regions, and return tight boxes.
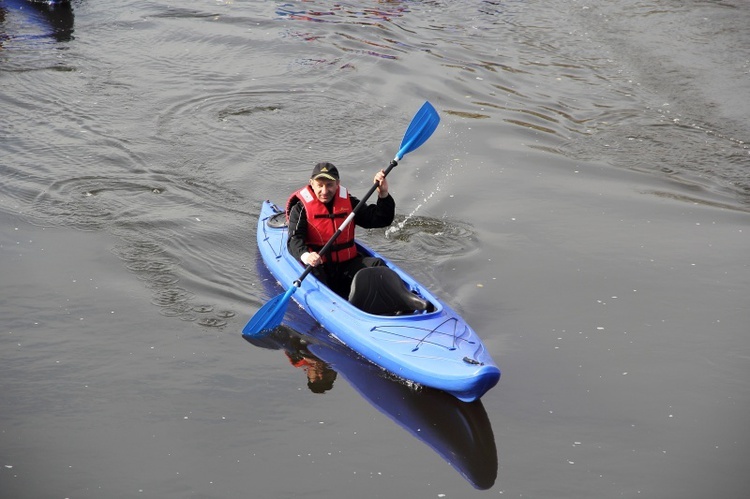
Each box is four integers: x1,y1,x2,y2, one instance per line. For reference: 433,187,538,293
286,161,395,297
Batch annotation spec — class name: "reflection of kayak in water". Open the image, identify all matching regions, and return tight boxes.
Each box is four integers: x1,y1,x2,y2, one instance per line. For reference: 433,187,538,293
243,297,498,490
251,200,500,402
1,0,75,43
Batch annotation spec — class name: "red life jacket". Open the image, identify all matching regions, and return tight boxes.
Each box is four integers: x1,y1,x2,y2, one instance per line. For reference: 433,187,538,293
286,184,357,263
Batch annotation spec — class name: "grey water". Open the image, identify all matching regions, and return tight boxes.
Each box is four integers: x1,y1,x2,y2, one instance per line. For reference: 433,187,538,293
1,0,748,497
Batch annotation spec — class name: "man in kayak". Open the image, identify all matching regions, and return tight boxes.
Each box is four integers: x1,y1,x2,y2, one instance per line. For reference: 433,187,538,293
286,162,395,297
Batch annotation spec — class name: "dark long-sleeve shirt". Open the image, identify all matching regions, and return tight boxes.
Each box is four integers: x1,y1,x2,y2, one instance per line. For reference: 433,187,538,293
287,193,395,261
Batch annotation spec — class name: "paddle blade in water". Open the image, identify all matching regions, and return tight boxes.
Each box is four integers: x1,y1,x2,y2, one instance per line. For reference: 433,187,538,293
395,101,440,160
242,286,297,337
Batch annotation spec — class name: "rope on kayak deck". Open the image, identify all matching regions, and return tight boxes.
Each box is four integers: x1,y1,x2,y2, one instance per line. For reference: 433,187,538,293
370,318,475,352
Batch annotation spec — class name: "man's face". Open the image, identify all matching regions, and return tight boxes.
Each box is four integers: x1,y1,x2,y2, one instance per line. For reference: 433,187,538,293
310,178,339,203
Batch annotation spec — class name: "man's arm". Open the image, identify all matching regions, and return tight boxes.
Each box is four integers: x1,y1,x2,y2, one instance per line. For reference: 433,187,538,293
352,193,395,229
287,202,310,261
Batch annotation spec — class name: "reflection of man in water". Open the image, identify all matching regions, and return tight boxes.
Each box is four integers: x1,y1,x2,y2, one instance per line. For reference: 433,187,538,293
285,350,337,393
243,325,338,393
285,335,337,393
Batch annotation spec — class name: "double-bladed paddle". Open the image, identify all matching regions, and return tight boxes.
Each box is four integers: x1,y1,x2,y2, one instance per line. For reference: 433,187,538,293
243,101,440,337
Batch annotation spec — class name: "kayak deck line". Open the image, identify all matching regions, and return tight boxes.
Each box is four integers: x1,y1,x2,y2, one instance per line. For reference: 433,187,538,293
369,320,474,352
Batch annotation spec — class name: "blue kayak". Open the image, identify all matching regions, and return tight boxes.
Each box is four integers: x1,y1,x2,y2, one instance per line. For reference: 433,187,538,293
254,200,500,402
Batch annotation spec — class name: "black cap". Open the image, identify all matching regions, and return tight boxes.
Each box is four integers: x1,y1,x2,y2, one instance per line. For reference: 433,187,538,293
310,162,339,181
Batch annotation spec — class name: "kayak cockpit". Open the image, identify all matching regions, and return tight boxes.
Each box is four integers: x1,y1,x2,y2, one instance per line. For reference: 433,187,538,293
265,207,436,316
348,266,436,316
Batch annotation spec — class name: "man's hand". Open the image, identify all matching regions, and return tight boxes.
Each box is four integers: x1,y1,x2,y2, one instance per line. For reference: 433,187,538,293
301,251,322,267
375,169,389,198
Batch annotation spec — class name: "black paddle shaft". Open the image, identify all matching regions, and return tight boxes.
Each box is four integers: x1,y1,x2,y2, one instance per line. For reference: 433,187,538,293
294,159,398,286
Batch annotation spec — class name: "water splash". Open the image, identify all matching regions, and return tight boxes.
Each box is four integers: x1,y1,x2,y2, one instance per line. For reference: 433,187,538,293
386,157,457,238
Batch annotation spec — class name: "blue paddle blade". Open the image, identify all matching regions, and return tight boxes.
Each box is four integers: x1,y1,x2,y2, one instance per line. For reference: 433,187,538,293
395,101,440,160
242,285,298,337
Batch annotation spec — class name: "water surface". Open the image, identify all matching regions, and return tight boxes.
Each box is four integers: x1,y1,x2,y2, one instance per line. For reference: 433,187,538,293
2,1,748,497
